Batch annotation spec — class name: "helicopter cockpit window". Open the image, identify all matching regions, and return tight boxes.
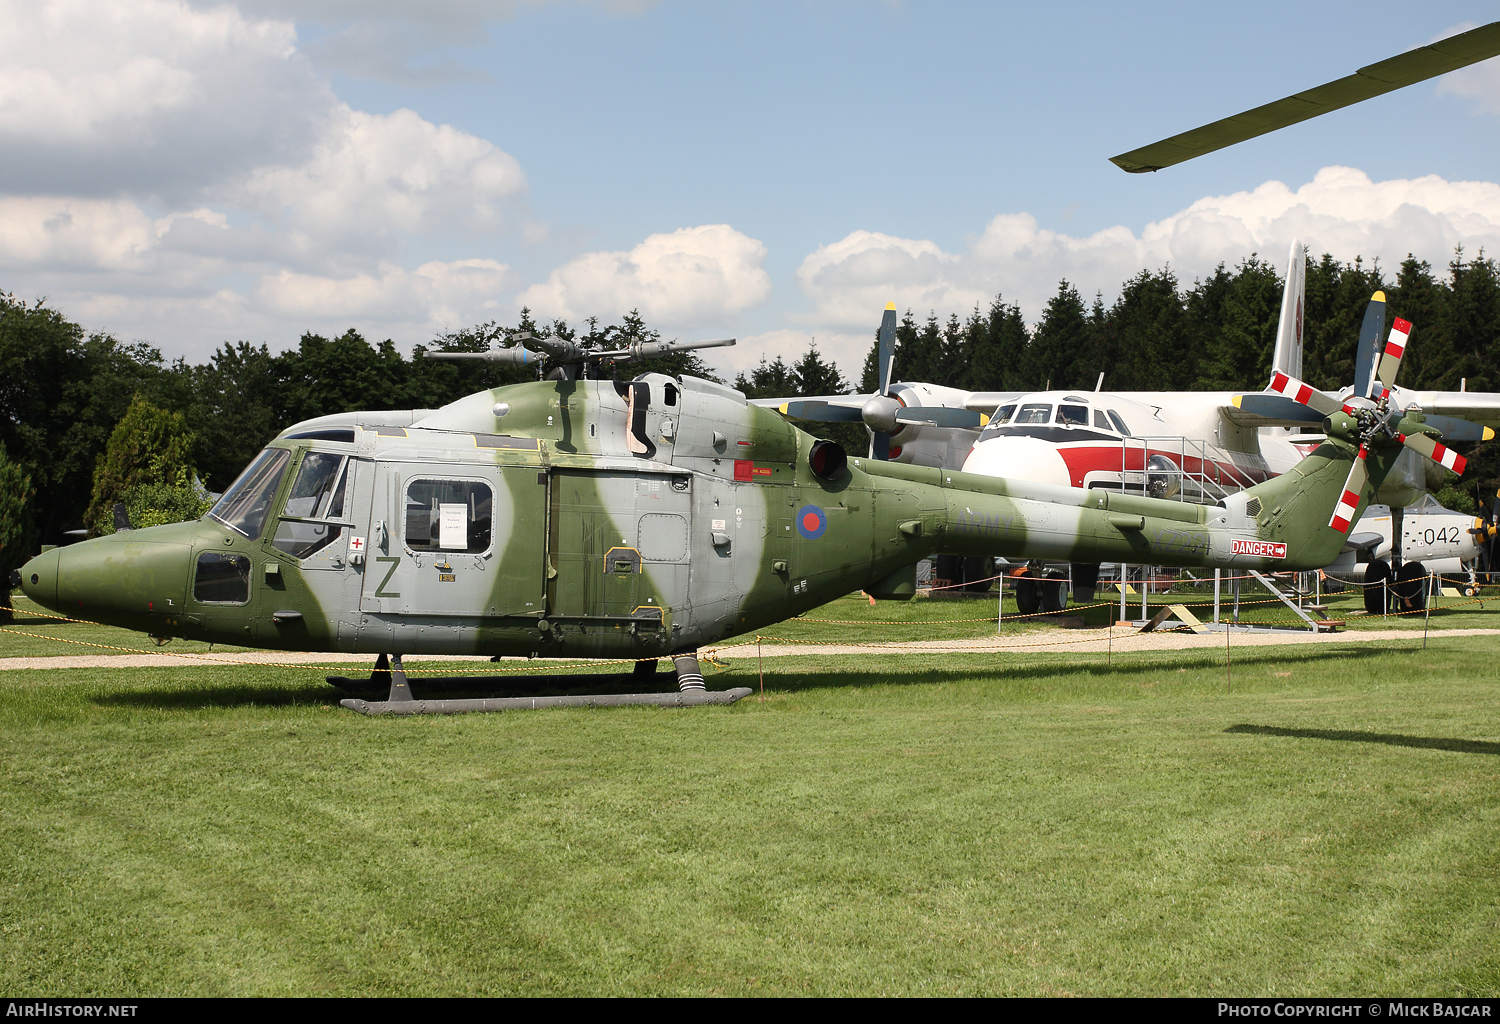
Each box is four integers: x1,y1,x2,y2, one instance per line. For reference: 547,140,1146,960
194,552,251,604
272,452,351,559
1056,405,1089,426
1107,410,1133,436
208,448,290,540
1014,403,1052,425
404,479,492,554
1093,410,1112,430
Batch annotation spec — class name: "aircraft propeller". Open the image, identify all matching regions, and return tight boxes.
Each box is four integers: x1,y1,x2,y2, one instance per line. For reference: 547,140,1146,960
777,303,987,459
1261,316,1469,533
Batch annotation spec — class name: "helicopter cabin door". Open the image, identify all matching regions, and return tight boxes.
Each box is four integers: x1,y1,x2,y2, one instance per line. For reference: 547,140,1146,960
548,469,691,628
361,464,548,618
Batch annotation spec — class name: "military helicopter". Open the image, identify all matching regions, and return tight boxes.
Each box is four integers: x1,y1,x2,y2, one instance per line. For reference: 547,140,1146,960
13,312,1435,716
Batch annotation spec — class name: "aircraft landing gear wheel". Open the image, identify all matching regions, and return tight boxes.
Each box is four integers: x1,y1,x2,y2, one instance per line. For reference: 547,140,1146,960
1363,559,1390,615
1395,561,1427,611
1041,572,1069,614
963,556,994,593
1015,576,1040,615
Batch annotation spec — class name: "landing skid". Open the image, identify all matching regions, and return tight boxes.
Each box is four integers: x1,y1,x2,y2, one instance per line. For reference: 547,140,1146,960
331,651,749,715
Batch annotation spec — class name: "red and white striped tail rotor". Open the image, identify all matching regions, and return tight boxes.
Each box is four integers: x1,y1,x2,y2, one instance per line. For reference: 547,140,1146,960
1327,446,1369,533
1372,317,1412,400
1399,431,1467,475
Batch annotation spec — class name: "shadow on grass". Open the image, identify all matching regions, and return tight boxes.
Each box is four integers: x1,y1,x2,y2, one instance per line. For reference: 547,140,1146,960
87,641,1414,710
758,643,1398,692
1225,724,1500,756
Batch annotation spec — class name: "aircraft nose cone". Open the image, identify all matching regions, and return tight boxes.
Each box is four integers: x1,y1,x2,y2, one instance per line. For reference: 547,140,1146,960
19,548,61,611
861,396,901,433
41,535,192,628
962,436,1072,488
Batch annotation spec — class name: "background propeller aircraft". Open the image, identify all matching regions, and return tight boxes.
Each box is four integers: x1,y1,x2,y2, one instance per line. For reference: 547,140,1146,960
14,328,1415,715
770,240,1500,601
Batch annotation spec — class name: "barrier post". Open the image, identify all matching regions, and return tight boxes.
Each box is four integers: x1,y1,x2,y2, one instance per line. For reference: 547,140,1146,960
1120,563,1128,624
1214,569,1221,624
1424,572,1432,650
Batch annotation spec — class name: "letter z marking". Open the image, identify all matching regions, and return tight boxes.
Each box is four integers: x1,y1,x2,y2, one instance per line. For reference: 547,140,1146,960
374,556,402,598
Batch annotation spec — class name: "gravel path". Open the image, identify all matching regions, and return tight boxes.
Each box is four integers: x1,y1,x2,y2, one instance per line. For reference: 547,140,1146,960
5,627,1498,671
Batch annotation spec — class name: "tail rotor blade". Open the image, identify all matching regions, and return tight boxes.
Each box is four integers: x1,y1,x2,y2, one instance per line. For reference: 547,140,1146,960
1269,370,1349,418
1372,316,1412,399
877,302,897,397
1398,429,1467,475
1328,446,1370,533
1352,291,1386,401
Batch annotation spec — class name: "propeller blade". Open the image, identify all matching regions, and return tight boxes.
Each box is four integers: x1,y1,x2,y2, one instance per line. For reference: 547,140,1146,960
871,431,890,460
1352,292,1386,401
1372,316,1412,399
1398,430,1467,475
876,302,897,397
1328,446,1370,533
1230,393,1326,424
1268,371,1351,418
778,400,864,423
1419,413,1491,442
894,407,989,429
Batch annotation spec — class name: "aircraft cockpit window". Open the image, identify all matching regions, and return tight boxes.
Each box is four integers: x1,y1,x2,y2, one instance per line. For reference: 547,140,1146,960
272,452,352,559
1093,410,1112,430
1056,405,1088,426
194,552,251,604
209,448,290,540
990,405,1016,426
1014,404,1052,425
1107,410,1132,436
405,479,493,554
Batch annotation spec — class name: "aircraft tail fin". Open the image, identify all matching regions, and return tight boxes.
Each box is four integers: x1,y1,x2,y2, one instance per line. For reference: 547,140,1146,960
1270,238,1305,380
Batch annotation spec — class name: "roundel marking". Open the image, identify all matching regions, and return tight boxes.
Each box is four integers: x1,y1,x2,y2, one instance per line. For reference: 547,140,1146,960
796,505,828,539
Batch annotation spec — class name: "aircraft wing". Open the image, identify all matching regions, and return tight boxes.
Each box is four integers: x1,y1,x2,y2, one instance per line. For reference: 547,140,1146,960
1409,391,1500,433
961,392,1025,413
1342,532,1383,555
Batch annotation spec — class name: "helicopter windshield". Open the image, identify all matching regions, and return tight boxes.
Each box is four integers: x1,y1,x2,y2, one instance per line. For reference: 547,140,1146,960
208,448,290,540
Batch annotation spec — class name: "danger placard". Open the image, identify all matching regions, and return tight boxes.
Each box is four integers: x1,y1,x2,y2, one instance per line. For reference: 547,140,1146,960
1231,539,1287,558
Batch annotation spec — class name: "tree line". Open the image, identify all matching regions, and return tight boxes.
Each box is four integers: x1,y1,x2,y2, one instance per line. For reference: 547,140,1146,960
3,245,1498,604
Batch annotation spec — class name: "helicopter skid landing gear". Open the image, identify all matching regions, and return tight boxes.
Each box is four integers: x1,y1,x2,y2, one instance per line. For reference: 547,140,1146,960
333,650,750,715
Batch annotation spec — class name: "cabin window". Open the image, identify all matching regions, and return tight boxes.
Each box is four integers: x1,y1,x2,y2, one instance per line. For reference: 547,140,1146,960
209,448,290,540
404,479,493,553
272,453,351,559
194,552,251,604
991,404,1016,425
1107,410,1133,436
1014,403,1052,425
1093,410,1111,430
1056,405,1088,426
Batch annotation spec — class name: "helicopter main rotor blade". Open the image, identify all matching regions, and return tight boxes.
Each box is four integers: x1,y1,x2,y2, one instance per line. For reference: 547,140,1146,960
1372,317,1412,399
1328,446,1370,533
1110,22,1500,173
871,302,899,459
1398,430,1467,476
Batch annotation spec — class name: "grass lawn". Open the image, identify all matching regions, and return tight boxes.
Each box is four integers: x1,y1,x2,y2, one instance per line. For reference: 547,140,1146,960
3,613,1499,995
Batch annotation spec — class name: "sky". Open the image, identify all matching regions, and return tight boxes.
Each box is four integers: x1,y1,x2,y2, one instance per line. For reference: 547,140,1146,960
3,0,1499,381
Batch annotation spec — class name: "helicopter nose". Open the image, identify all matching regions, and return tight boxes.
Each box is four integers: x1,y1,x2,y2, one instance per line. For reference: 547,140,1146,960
19,548,61,611
961,436,1072,488
32,536,192,627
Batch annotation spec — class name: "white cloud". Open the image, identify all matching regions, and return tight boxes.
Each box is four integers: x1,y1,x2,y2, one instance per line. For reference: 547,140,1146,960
798,166,1500,338
0,0,332,200
516,224,772,329
0,0,533,355
232,107,527,258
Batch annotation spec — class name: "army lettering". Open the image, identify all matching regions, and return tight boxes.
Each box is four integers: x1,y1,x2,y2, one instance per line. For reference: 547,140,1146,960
1231,538,1287,558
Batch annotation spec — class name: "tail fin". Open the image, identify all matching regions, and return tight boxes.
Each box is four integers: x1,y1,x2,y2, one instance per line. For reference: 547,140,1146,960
1270,238,1305,380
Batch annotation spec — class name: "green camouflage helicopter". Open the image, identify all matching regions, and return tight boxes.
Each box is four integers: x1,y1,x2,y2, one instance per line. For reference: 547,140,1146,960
13,305,1452,715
